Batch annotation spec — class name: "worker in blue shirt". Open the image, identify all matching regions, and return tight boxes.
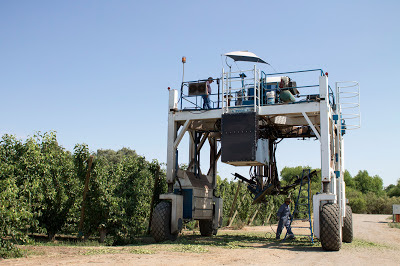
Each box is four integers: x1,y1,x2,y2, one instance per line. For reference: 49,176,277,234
276,197,295,239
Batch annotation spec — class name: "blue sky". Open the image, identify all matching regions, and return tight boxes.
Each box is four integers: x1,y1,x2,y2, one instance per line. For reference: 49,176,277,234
1,1,399,186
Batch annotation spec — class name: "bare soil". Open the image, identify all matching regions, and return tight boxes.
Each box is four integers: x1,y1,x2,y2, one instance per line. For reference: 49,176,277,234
2,214,400,265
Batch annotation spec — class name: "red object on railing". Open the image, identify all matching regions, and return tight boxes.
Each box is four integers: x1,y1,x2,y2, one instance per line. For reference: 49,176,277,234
168,87,170,90
279,78,284,88
325,72,329,77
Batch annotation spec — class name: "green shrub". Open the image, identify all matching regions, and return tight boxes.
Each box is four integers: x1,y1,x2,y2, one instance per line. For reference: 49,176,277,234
346,187,367,213
0,239,25,259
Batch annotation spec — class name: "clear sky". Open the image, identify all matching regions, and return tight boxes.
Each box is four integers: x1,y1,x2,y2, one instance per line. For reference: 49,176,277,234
1,1,399,186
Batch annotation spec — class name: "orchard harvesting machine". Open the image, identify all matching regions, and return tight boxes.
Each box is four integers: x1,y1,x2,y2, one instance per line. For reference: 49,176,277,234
150,51,360,251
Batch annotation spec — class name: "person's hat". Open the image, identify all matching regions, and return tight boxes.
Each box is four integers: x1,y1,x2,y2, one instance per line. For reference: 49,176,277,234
285,197,291,202
208,77,213,81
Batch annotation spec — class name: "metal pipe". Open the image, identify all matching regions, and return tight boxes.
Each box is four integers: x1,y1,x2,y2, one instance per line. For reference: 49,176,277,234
254,65,257,110
261,69,324,77
217,78,220,109
257,70,260,108
222,68,225,111
181,57,186,110
322,182,330,193
180,83,183,110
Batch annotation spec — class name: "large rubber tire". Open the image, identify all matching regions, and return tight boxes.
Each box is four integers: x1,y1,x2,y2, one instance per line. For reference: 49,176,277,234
199,220,213,236
342,205,353,243
151,201,178,242
320,203,342,251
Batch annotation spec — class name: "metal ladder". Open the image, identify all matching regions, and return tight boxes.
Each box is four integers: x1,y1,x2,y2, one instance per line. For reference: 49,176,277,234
285,169,314,243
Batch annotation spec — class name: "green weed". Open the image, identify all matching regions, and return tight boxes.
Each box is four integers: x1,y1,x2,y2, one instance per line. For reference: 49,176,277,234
33,240,105,247
169,244,208,253
388,222,400,229
129,248,155,254
343,239,389,249
82,248,122,256
0,240,26,259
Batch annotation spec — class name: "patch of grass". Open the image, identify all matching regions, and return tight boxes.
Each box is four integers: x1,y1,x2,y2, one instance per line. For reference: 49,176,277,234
388,222,400,229
169,244,208,253
82,248,122,256
34,240,105,247
82,247,157,256
224,241,254,249
25,249,46,256
231,220,246,230
183,221,197,231
281,236,321,248
129,248,155,254
159,231,277,250
343,239,389,249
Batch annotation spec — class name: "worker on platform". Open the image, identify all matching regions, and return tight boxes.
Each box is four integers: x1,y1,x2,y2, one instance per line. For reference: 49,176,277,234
203,77,213,109
276,197,295,239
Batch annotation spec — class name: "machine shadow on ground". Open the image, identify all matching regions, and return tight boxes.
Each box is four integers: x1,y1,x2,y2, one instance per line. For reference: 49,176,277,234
132,233,322,252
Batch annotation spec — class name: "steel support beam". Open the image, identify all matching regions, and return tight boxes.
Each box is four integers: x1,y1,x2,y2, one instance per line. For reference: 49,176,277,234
319,76,332,183
302,111,321,140
173,119,191,150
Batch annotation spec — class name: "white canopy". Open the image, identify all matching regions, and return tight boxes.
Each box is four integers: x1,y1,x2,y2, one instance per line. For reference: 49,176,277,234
224,51,268,64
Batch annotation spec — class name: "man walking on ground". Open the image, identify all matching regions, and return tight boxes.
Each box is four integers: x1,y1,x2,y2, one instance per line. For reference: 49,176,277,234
276,197,295,239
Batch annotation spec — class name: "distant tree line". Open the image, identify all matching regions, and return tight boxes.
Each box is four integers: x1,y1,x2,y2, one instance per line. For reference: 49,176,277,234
344,170,400,213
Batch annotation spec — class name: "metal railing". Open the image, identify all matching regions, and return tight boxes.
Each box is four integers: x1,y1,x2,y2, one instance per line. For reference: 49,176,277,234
221,65,261,113
261,69,336,109
336,81,361,131
179,79,222,110
178,67,336,112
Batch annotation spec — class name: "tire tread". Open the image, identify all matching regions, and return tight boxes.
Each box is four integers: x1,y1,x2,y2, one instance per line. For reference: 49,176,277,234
320,203,341,251
342,205,353,243
151,201,178,242
199,220,213,236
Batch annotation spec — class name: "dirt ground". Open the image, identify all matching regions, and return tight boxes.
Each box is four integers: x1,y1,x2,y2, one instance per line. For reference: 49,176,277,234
2,214,400,265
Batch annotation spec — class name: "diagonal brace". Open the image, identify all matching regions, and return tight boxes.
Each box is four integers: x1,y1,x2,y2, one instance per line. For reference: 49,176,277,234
302,112,321,140
173,120,191,149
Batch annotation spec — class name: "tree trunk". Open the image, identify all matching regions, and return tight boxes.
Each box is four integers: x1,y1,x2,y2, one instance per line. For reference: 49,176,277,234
48,231,56,242
84,232,91,241
99,228,107,243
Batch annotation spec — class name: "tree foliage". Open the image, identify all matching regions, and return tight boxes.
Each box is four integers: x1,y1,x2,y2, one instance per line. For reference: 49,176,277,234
1,131,400,258
0,133,167,256
385,179,400,197
353,170,384,196
345,171,400,214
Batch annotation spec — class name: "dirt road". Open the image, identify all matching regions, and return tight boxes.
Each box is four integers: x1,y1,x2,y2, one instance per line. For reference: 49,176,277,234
3,214,400,265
